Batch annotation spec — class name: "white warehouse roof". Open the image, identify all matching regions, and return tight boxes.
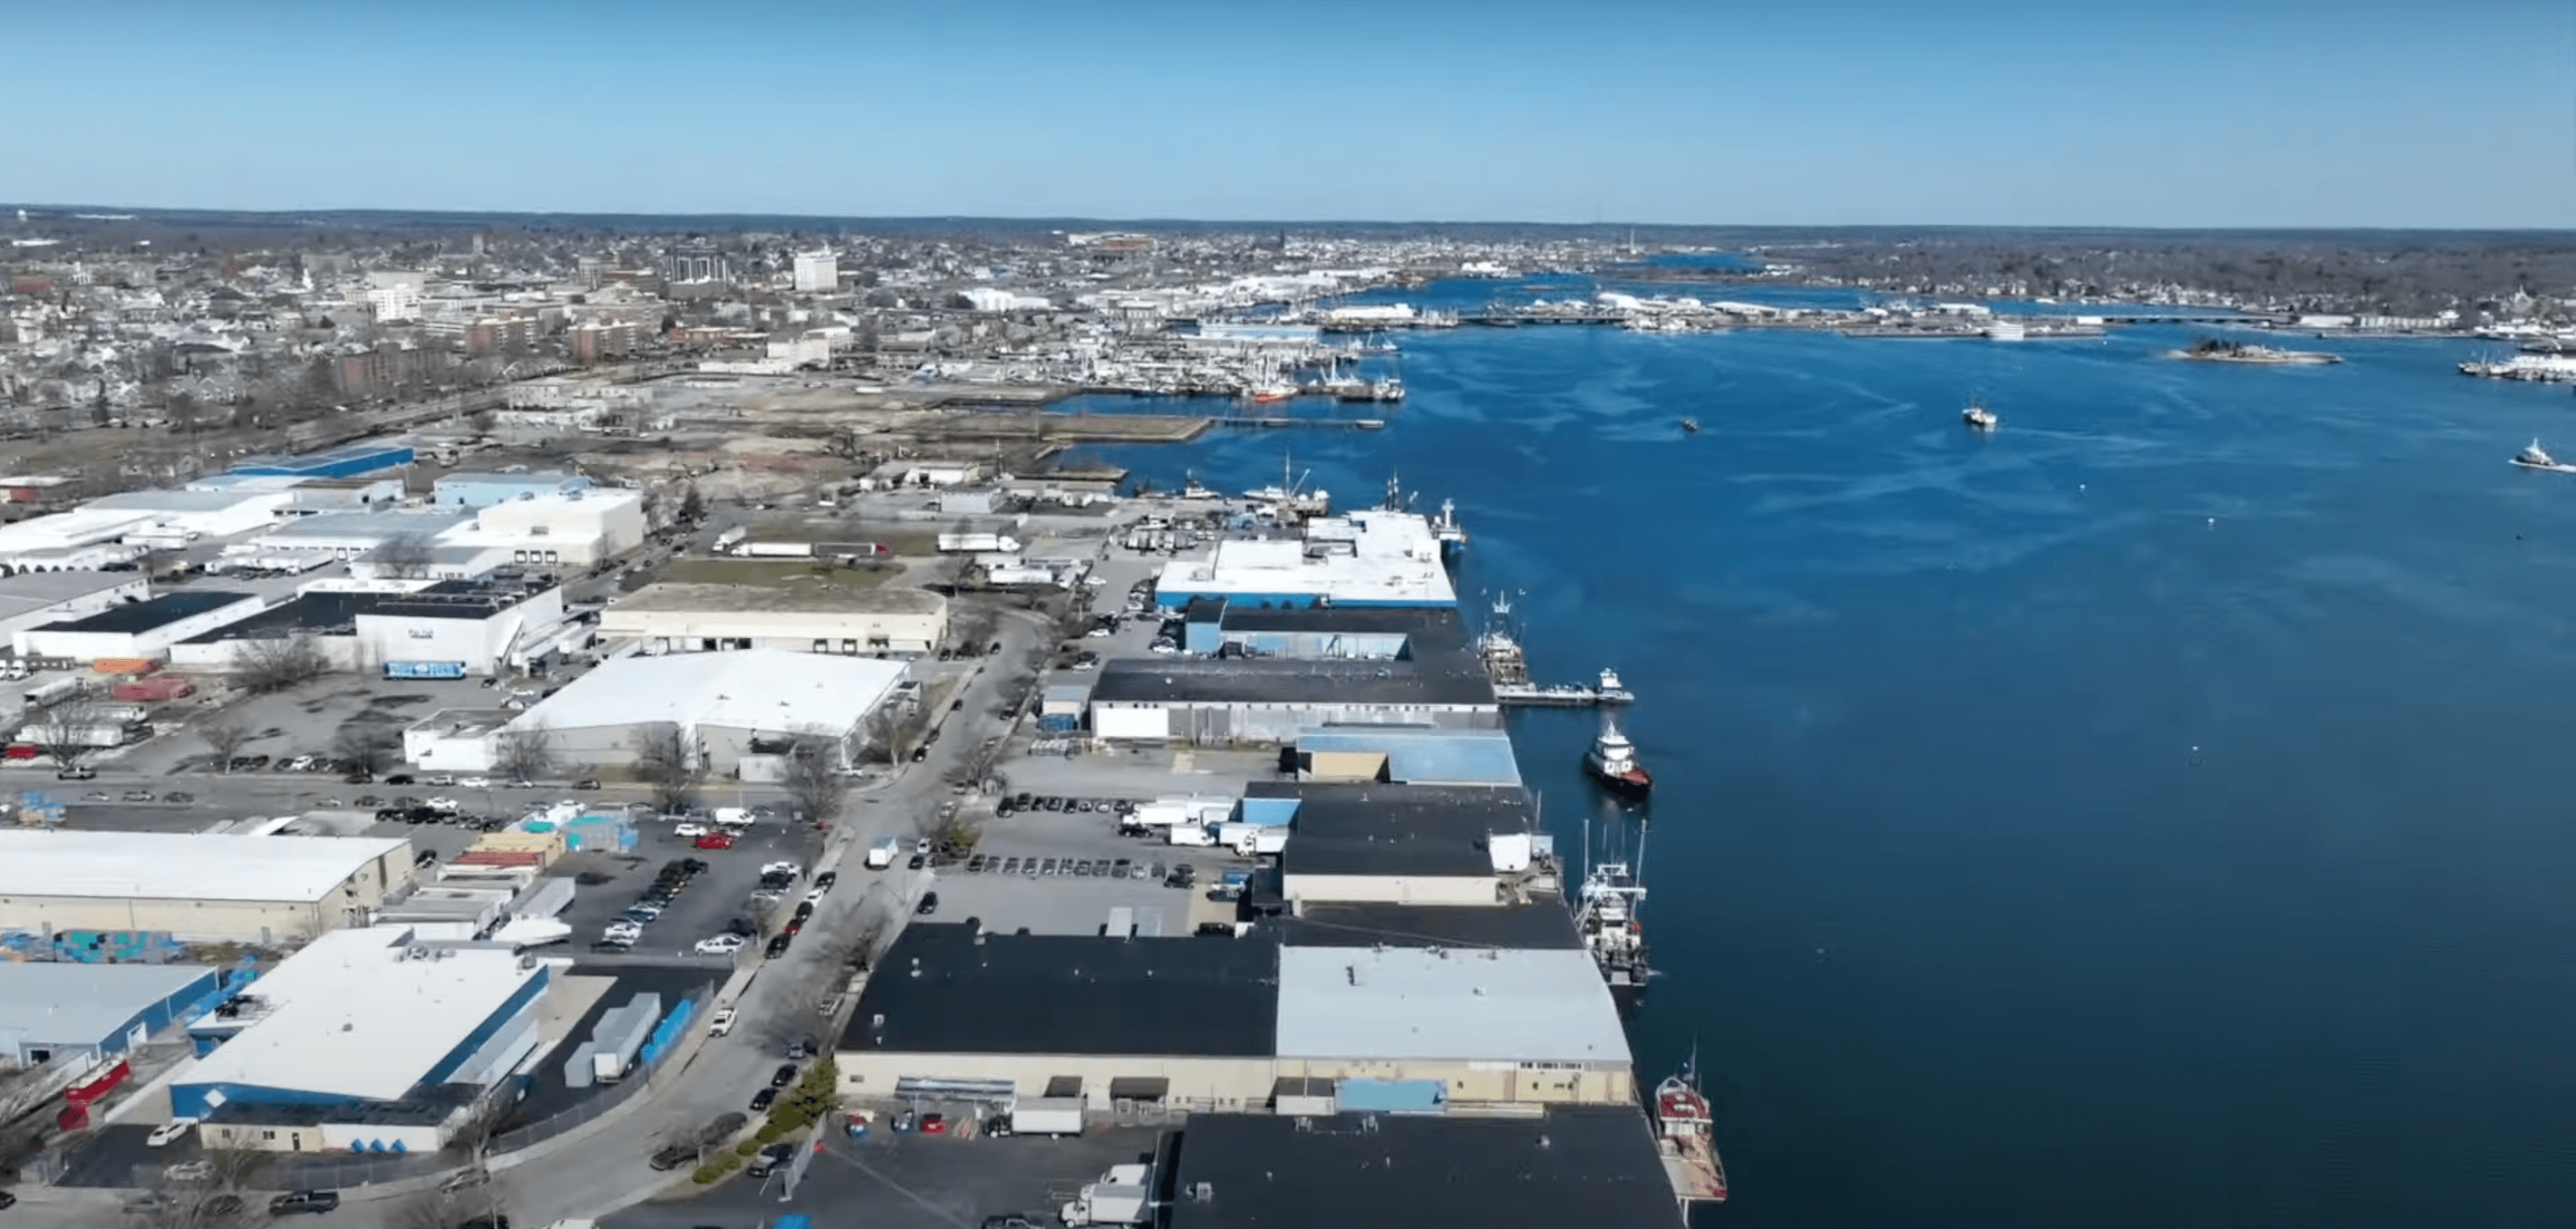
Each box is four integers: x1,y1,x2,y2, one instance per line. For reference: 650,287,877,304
510,648,906,736
180,927,542,1101
0,830,409,903
1273,946,1632,1065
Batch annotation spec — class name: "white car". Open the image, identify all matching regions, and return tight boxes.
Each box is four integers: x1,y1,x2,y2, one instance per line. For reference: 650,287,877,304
673,823,710,837
425,774,457,787
694,934,746,955
426,797,460,812
708,1007,737,1037
459,776,491,789
163,1161,213,1182
604,922,643,941
804,886,828,905
145,1119,196,1147
761,861,803,879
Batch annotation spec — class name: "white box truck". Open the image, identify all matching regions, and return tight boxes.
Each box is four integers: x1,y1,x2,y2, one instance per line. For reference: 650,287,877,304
1061,1164,1151,1226
1007,1097,1084,1137
864,837,900,869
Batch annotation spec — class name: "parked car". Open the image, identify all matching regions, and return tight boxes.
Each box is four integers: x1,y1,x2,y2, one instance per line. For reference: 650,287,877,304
572,778,601,790
383,773,415,785
915,892,940,916
268,1191,341,1216
764,934,792,959
707,1007,737,1037
673,823,710,837
162,1161,213,1182
424,774,456,787
694,934,746,955
906,853,925,869
647,1144,695,1172
54,766,94,780
749,1088,778,1113
813,871,838,890
161,790,192,803
145,1119,195,1147
920,1113,948,1136
459,776,491,789
694,833,735,850
121,789,154,802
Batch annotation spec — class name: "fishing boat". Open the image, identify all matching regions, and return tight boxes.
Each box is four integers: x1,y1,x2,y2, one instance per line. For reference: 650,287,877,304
1595,667,1634,705
1583,718,1652,799
1680,416,1700,433
1962,398,1999,431
1651,1054,1729,1204
1574,860,1650,993
1246,383,1296,404
2512,439,2576,474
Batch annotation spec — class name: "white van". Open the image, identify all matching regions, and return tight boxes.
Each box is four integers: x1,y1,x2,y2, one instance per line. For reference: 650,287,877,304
863,837,899,870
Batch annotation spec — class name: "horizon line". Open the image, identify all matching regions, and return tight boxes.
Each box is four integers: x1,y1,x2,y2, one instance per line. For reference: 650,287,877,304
6,202,2572,238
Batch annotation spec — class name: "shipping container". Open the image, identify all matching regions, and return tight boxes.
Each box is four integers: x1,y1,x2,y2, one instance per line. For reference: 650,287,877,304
92,658,156,676
111,675,194,702
384,661,470,680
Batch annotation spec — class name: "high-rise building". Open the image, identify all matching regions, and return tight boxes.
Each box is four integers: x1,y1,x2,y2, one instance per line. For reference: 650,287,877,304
793,250,838,294
663,243,731,285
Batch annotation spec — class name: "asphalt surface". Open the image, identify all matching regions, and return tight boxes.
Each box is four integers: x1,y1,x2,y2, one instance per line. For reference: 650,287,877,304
4,600,1061,1229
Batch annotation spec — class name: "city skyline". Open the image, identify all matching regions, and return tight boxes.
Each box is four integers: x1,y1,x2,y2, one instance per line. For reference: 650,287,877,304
9,0,2573,229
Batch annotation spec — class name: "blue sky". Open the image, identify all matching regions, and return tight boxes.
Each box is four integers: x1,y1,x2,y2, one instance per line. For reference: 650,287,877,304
9,0,2571,227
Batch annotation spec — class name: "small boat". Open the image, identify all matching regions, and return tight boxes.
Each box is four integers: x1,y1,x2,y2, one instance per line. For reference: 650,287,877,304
1962,399,1999,431
1680,417,1700,434
1583,718,1652,798
2512,439,2576,474
1651,1055,1729,1204
1247,384,1296,404
1595,667,1634,704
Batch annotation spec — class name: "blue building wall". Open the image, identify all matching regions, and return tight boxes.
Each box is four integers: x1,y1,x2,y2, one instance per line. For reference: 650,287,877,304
1237,796,1301,827
172,965,549,1118
1157,590,1453,611
1335,1078,1448,1112
170,1081,358,1120
231,444,415,479
10,967,225,1066
422,967,551,1085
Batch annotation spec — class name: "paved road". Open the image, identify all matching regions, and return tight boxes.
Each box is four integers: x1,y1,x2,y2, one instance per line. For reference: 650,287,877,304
4,605,1054,1229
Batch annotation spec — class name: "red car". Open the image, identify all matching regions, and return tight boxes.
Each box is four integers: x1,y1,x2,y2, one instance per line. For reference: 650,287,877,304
919,1113,947,1136
693,833,734,850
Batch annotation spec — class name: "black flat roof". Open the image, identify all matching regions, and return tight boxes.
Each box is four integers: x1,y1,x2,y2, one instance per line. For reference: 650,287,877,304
1214,604,1471,654
838,924,1280,1058
182,582,533,642
1165,1108,1681,1229
33,590,254,634
1285,902,1583,952
1254,781,1535,878
1089,653,1496,708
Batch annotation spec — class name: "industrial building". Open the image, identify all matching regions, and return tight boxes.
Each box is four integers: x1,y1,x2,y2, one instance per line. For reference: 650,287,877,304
228,443,416,480
0,963,227,1069
1289,728,1525,787
11,589,267,662
170,580,577,677
1153,510,1457,610
1179,601,1468,659
1256,782,1548,905
838,924,1283,1113
176,925,553,1152
0,571,150,644
1086,656,1499,744
500,648,907,776
1160,1109,1681,1229
602,576,949,656
0,830,416,944
431,471,592,508
836,923,1634,1113
241,489,645,577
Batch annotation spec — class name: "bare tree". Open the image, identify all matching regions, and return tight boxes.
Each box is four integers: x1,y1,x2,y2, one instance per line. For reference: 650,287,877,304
366,532,437,580
330,719,401,779
492,721,556,784
233,634,332,693
629,721,698,810
197,715,253,773
779,730,847,823
22,690,119,771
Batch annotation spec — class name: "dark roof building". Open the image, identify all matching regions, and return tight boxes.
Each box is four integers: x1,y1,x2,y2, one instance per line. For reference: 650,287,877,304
1283,901,1584,952
1089,656,1497,709
1162,1108,1682,1229
1254,781,1537,879
30,590,256,635
840,924,1281,1058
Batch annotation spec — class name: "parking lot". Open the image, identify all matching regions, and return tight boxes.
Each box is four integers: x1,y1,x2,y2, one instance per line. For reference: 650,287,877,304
553,817,830,961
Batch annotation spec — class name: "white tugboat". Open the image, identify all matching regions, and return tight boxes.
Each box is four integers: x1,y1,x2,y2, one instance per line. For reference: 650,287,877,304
1963,397,1999,431
1595,667,1634,705
1574,860,1650,994
1583,717,1653,799
2513,439,2576,473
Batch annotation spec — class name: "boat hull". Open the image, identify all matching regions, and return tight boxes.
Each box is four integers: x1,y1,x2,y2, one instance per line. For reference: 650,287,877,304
2511,459,2576,474
1583,757,1653,798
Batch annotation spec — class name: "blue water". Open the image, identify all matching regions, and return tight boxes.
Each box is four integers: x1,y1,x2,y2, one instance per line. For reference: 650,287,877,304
1083,283,2576,1229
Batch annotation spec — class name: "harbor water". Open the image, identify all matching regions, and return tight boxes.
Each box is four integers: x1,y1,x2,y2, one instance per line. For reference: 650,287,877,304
1088,278,2576,1229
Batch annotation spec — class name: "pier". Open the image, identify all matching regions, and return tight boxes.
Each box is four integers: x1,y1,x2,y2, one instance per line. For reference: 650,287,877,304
1212,416,1385,431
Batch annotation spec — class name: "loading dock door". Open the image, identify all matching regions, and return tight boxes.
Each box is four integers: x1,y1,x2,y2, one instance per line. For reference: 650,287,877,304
1107,1077,1168,1101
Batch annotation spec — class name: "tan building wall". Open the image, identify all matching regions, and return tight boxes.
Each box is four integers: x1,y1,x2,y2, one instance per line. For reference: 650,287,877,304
835,1050,1631,1110
0,847,414,944
603,605,949,656
1283,874,1502,906
837,1051,1276,1113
